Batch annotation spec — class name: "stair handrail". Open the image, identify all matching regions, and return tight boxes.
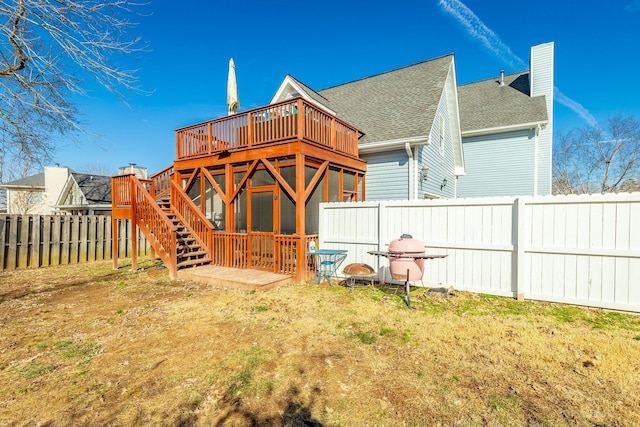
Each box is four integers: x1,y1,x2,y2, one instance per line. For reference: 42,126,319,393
130,175,178,276
169,180,214,257
149,164,174,199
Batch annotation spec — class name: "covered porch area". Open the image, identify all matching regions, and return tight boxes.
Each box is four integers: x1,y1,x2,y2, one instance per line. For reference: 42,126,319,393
113,97,367,282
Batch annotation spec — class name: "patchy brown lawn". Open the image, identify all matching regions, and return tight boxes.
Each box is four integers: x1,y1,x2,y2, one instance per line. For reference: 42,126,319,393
0,259,639,427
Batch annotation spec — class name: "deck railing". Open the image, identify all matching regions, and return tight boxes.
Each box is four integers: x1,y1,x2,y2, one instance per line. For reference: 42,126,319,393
150,165,174,199
170,180,214,254
131,177,178,277
211,232,318,275
112,175,133,207
175,97,360,160
113,173,319,279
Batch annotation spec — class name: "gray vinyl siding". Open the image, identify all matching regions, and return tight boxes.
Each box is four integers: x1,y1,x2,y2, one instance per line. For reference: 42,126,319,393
457,129,536,198
362,150,409,201
418,90,457,199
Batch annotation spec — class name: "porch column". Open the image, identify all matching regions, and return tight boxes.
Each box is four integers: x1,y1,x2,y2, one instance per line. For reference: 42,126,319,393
130,177,138,272
225,163,234,233
295,153,307,282
112,218,118,270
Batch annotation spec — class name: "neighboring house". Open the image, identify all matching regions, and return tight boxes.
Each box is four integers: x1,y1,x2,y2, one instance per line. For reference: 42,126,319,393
0,164,145,215
0,165,70,214
271,42,554,200
118,163,148,179
55,173,112,215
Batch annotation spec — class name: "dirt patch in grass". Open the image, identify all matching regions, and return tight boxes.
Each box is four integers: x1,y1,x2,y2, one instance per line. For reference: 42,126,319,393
1,259,639,426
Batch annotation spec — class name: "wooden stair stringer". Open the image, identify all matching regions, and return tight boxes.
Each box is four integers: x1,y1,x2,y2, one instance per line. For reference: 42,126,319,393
135,216,176,271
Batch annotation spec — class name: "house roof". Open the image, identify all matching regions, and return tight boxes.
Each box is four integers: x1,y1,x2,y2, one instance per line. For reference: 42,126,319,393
71,173,112,204
0,173,45,189
457,71,548,135
315,55,454,145
286,75,332,110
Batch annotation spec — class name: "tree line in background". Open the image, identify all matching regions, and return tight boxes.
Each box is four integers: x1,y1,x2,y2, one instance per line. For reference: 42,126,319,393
553,114,640,195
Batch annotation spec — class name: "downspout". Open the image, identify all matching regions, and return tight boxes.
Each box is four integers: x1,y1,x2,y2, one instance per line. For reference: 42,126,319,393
454,176,458,199
405,142,414,200
414,146,419,199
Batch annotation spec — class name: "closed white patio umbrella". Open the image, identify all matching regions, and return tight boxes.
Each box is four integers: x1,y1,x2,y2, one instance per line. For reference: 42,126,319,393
227,58,239,115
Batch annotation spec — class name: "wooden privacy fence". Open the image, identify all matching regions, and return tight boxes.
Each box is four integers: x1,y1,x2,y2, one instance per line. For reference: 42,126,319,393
319,193,640,313
0,215,150,271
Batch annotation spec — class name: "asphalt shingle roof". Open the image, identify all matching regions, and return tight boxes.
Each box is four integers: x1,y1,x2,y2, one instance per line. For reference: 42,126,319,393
1,173,45,188
314,55,454,145
72,173,112,204
458,72,548,133
285,75,332,110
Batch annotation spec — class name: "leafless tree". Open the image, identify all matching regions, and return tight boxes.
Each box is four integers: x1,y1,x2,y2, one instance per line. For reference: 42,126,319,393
10,188,40,213
552,115,640,194
0,154,36,211
0,0,146,168
78,162,114,176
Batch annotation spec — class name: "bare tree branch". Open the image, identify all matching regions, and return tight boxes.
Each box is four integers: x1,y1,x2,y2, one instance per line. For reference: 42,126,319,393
553,115,640,194
0,0,147,168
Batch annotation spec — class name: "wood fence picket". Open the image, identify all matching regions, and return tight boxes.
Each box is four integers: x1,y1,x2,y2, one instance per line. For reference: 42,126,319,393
0,215,150,272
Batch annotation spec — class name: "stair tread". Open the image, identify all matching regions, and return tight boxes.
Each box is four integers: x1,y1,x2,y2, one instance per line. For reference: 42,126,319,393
138,191,213,271
177,258,212,268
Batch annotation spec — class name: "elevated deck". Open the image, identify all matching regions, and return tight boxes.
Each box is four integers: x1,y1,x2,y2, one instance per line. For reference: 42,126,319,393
175,97,361,162
112,97,367,282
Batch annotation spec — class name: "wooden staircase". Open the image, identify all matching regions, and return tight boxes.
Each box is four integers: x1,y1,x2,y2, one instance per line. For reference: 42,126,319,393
156,196,211,270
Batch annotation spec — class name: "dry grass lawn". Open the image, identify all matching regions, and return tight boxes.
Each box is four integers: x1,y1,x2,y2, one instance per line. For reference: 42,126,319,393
0,258,639,426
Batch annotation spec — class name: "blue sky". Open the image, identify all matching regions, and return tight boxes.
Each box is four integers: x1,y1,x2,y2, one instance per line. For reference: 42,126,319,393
55,0,640,175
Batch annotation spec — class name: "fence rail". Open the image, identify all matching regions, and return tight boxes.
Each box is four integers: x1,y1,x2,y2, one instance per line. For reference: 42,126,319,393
319,193,640,313
0,214,150,271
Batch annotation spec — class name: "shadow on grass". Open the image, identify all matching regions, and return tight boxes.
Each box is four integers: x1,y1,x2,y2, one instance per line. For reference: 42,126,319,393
217,385,322,427
0,259,163,303
0,270,124,302
173,385,324,427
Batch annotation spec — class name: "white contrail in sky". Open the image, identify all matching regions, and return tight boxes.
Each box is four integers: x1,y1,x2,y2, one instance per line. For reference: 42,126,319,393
437,0,526,70
438,0,600,128
554,88,600,129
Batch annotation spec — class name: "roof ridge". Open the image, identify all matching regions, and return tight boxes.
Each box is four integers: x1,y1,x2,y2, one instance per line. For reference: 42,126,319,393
318,53,454,92
284,74,331,103
459,70,529,87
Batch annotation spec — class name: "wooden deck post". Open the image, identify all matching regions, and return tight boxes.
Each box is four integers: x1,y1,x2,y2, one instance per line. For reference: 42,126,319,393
150,246,156,267
246,111,253,148
297,99,304,142
207,122,213,155
131,217,137,272
295,153,307,282
129,176,138,272
330,117,336,150
112,217,118,270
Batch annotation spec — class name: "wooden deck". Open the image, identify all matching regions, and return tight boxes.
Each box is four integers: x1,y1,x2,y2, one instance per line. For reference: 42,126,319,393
176,265,294,291
111,97,366,282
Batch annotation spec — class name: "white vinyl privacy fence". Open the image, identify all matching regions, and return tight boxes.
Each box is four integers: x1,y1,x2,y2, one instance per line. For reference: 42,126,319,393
319,193,640,313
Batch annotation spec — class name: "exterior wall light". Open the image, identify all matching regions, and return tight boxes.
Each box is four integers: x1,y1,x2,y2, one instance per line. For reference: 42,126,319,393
421,166,429,181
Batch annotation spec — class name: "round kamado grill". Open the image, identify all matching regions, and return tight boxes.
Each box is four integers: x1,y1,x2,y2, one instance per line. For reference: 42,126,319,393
388,234,426,281
368,236,447,308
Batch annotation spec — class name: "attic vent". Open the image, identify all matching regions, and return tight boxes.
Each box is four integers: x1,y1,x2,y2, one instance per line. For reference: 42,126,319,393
499,70,505,86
